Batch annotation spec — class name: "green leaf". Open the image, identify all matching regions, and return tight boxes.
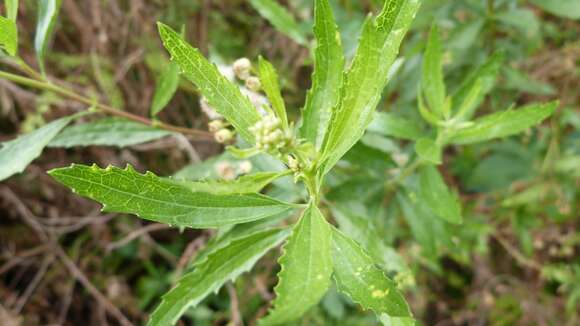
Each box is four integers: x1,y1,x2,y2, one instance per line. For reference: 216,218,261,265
331,227,412,318
148,228,290,326
151,61,180,117
0,115,74,181
380,315,416,326
48,164,295,228
418,165,462,224
157,22,261,143
261,202,332,325
6,0,18,21
319,0,421,176
0,16,17,56
258,56,288,129
368,112,423,141
421,24,446,116
48,118,173,148
35,0,61,75
452,52,503,120
448,101,558,145
300,0,344,148
249,0,307,45
415,138,441,164
177,171,289,195
529,0,580,20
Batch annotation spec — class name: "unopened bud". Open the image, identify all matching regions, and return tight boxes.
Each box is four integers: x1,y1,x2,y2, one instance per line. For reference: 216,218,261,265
287,155,299,171
245,76,261,92
233,58,251,80
216,162,236,180
238,161,253,174
214,129,234,144
208,120,225,133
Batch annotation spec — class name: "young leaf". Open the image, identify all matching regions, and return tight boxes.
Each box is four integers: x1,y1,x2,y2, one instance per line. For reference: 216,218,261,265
452,52,504,120
177,171,289,195
448,101,558,145
300,0,344,148
157,23,261,143
418,165,462,224
368,112,423,141
6,0,19,21
529,0,580,20
148,228,290,326
249,0,307,45
48,164,296,228
261,202,332,325
331,228,413,318
258,56,288,129
319,0,421,176
0,16,17,56
0,115,74,181
48,118,173,148
35,0,61,75
421,24,446,116
151,62,180,117
415,138,442,164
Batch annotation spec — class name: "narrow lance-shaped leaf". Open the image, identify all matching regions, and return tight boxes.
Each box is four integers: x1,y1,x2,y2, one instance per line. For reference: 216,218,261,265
148,228,290,326
448,101,558,145
0,115,74,181
176,171,290,195
249,0,307,45
421,24,446,117
48,118,174,148
258,56,288,129
331,227,413,319
0,16,17,56
6,0,19,21
415,138,442,165
48,164,296,228
300,0,344,148
151,61,180,117
368,112,423,141
529,0,580,20
418,165,462,224
157,23,261,143
320,0,421,176
35,0,61,75
452,52,504,120
260,202,333,325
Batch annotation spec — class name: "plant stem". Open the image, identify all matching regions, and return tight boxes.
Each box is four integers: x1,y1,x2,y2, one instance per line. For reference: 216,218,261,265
383,157,422,207
0,70,213,139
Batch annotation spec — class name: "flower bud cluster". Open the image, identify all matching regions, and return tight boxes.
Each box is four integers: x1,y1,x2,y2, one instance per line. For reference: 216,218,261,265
250,114,293,152
215,160,253,180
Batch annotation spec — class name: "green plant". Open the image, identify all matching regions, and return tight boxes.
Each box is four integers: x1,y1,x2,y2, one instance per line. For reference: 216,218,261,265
0,0,560,325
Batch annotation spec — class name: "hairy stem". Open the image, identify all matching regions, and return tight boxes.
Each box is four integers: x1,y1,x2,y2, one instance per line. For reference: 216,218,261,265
0,70,212,139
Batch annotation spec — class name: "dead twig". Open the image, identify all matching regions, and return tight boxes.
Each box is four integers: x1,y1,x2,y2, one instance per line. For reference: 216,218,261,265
106,223,171,252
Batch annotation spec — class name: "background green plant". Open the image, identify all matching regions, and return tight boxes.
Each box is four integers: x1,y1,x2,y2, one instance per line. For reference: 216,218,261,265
0,0,578,325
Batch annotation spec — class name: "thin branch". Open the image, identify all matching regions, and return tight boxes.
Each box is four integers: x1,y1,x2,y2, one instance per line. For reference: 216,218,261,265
105,223,171,251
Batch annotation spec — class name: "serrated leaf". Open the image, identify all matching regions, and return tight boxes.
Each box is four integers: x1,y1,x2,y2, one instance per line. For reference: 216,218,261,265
448,101,557,145
148,228,290,326
415,138,441,164
249,0,307,45
151,61,180,117
529,0,580,20
0,115,74,181
368,112,423,141
452,52,503,120
35,0,61,75
331,227,412,318
0,16,17,56
177,171,289,195
48,164,295,228
6,0,18,21
421,24,445,116
157,23,261,143
260,202,332,325
48,118,174,148
319,0,421,176
258,56,288,129
418,165,462,224
300,0,344,148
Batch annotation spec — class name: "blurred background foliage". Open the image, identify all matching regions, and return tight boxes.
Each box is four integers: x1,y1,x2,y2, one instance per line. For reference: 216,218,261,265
0,0,578,325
